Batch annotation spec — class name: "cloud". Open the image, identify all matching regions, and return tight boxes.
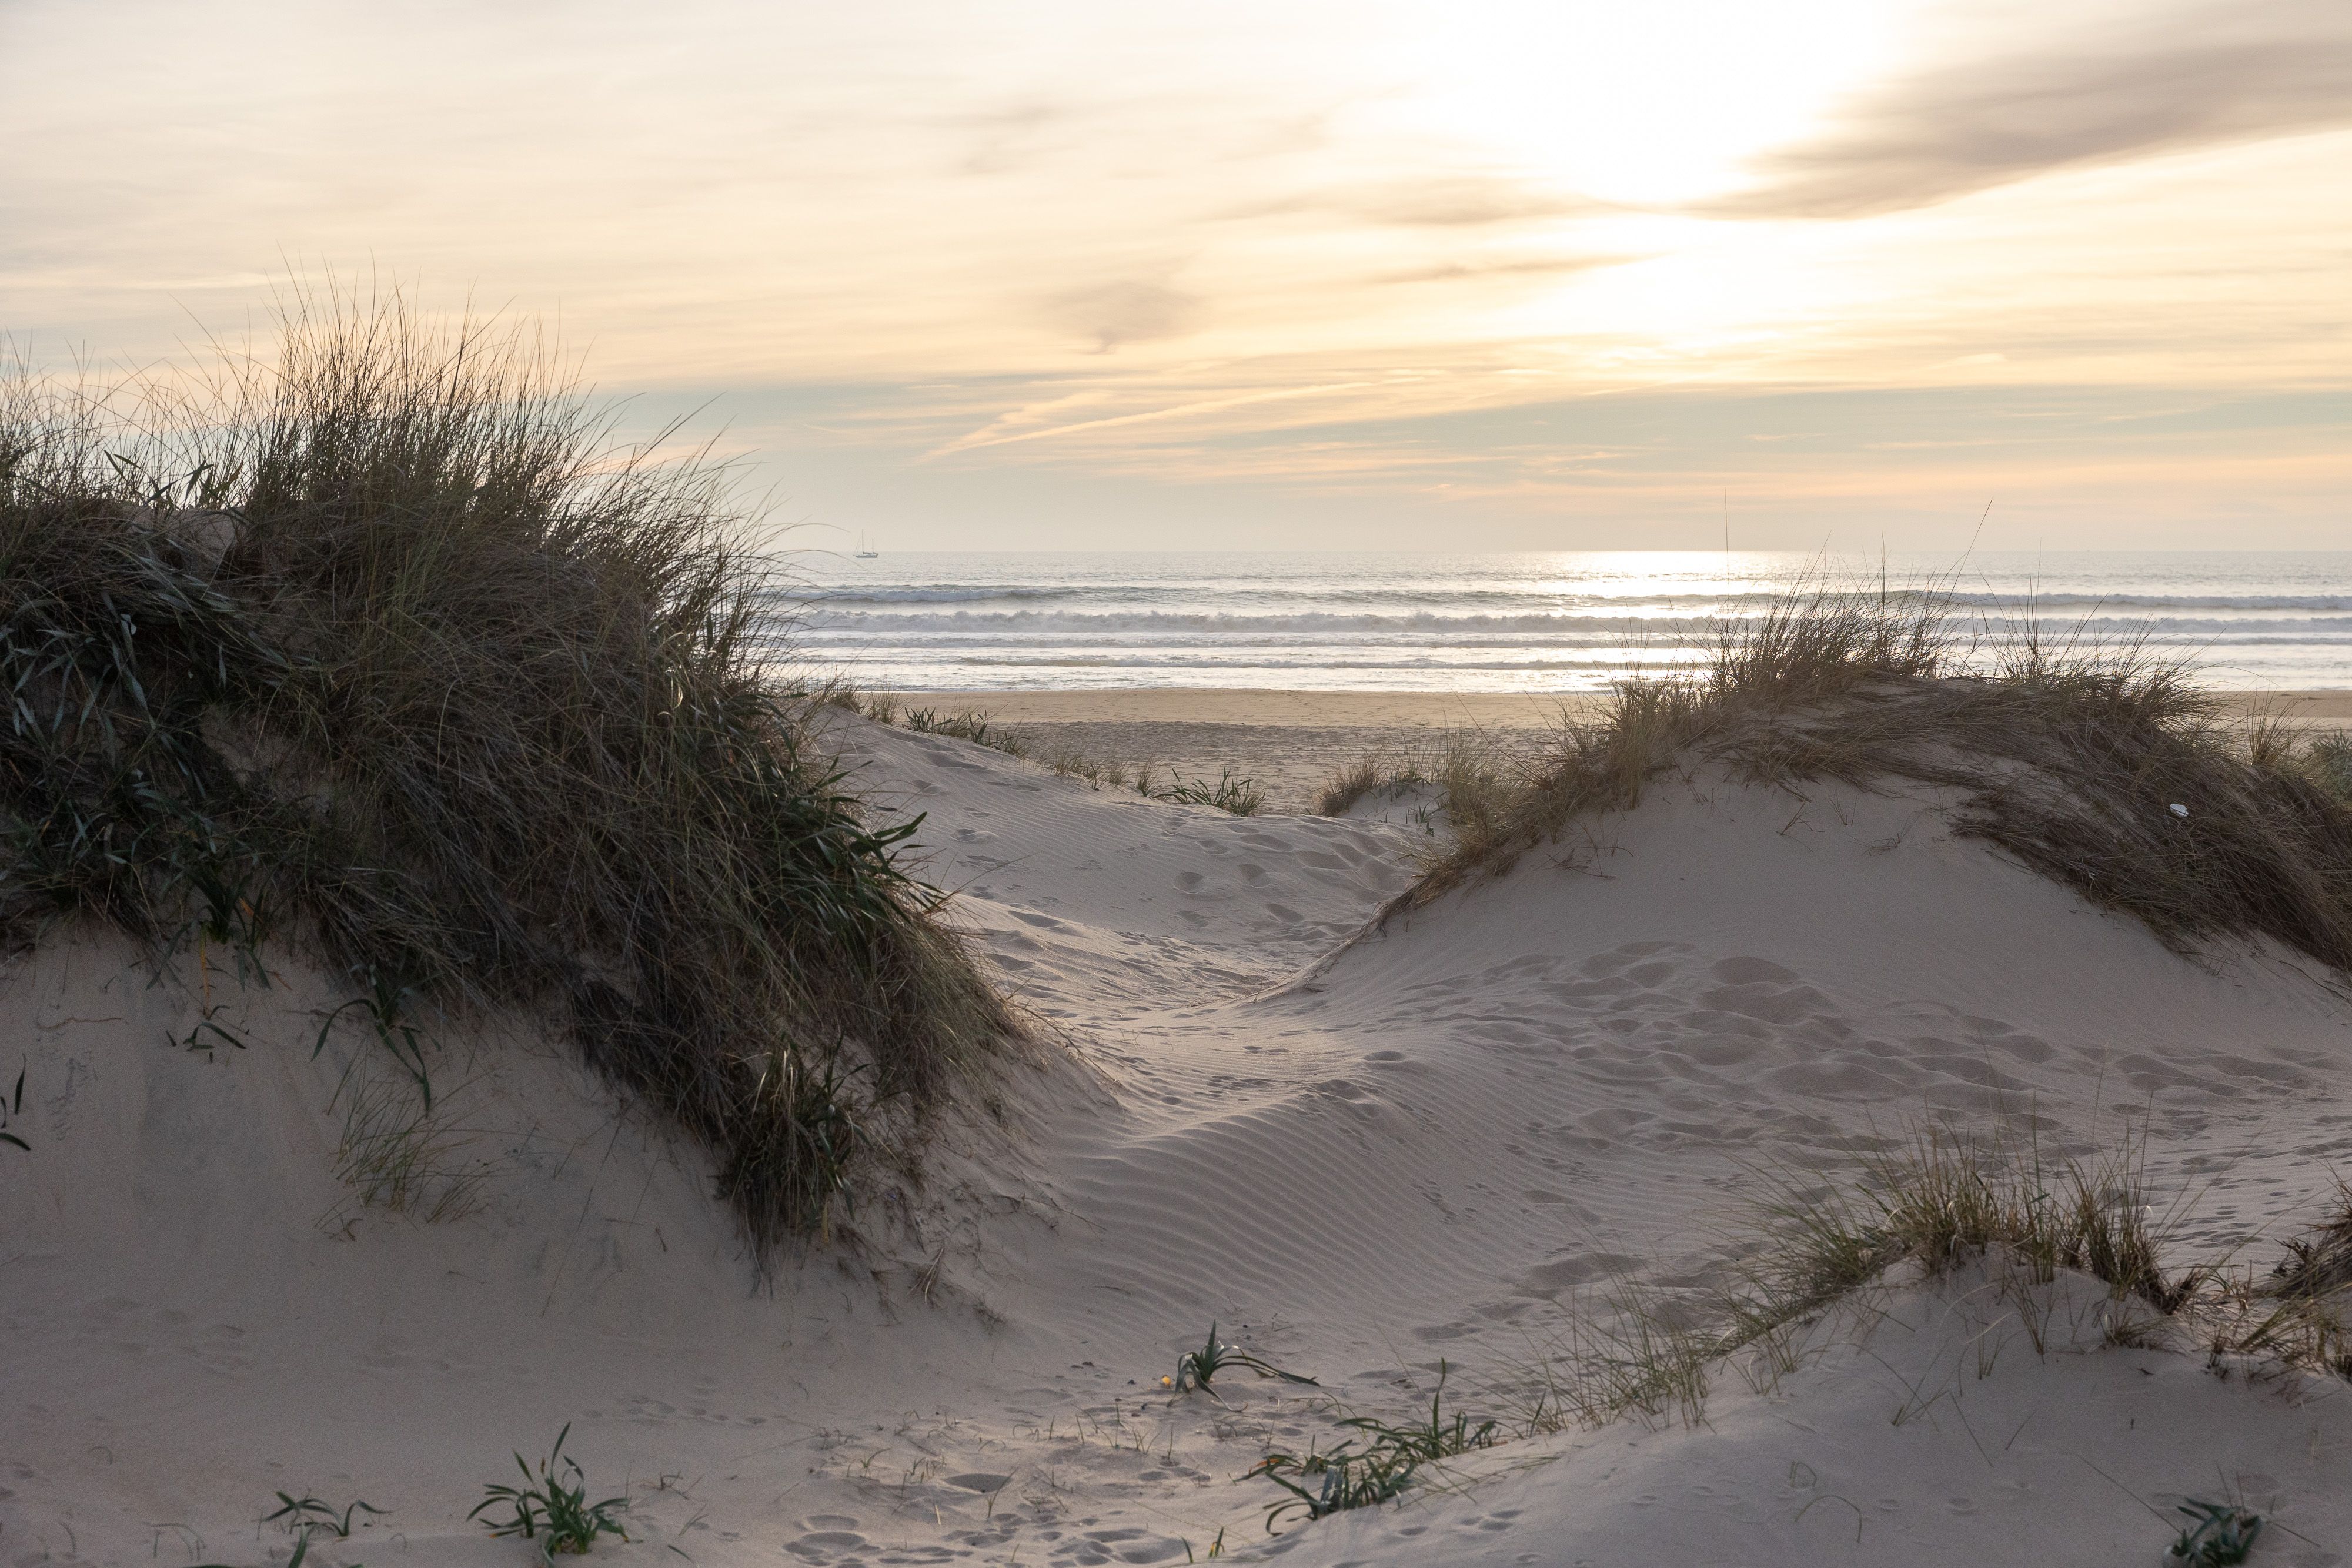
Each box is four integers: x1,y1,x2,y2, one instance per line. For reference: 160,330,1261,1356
1718,0,2352,218
927,377,1376,457
1346,175,1592,228
1040,280,1205,353
1371,253,1631,287
946,99,1074,177
1215,174,1594,230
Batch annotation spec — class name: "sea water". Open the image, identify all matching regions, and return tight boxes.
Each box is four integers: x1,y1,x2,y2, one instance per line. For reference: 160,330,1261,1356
785,551,2352,693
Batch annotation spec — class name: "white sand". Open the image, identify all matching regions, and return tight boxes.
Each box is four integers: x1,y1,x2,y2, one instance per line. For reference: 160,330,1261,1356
8,713,2352,1566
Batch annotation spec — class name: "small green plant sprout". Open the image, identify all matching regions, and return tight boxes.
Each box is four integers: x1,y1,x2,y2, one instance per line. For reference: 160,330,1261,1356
467,1423,629,1553
173,1009,250,1055
192,1534,318,1568
1162,1323,1318,1398
1332,1361,1497,1462
1184,1526,1225,1560
1,1061,26,1151
1242,1362,1498,1533
315,967,435,1111
264,1492,386,1540
1152,770,1265,816
176,851,278,990
903,707,1021,751
2167,1498,2262,1566
1248,1442,1418,1532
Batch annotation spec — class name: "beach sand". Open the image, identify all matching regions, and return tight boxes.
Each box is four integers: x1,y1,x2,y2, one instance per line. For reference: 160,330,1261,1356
11,701,2352,1564
894,686,2352,811
891,688,1588,809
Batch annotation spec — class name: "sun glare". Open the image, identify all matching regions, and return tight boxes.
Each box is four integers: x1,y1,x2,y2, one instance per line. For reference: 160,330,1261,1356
1381,0,1918,206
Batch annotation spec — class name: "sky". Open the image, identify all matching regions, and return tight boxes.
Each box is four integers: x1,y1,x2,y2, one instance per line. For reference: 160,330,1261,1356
2,0,2347,553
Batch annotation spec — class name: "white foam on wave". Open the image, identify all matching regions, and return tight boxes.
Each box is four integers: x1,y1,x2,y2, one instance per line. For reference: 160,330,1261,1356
788,550,2352,691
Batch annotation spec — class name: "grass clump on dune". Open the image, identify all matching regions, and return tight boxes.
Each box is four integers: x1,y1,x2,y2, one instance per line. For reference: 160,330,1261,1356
469,1424,629,1552
1313,755,1390,817
1152,767,1266,816
1317,733,1516,840
0,295,1012,1251
1496,1121,2347,1446
1218,1127,2349,1544
1401,581,2352,972
903,705,1027,754
1244,1360,1494,1533
833,689,1269,813
1736,1125,2211,1334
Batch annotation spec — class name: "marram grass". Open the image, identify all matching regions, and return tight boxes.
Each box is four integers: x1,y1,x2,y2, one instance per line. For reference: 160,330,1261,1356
1399,579,2352,974
0,295,1013,1252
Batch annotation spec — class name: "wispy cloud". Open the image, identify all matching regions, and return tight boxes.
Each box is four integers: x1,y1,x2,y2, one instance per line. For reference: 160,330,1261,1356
927,379,1379,457
1370,253,1631,287
1038,280,1206,353
1719,0,2352,217
1339,175,1596,228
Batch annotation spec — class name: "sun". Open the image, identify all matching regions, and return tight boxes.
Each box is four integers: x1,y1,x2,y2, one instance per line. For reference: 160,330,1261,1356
1371,0,1919,206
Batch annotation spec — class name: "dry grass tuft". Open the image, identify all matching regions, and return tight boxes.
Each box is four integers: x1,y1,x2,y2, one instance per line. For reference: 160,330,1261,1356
1484,1124,2200,1438
323,1062,497,1226
1315,733,1519,843
0,292,1014,1253
1315,757,1389,817
1733,1127,2352,1385
1739,1124,2211,1328
1036,740,1139,792
903,706,1028,754
851,701,1267,813
2269,1181,2352,1299
2201,1183,2352,1378
1381,1125,2352,1506
1491,1119,2320,1439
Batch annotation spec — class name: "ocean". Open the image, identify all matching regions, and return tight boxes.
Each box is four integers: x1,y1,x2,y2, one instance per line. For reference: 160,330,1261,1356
784,551,2352,693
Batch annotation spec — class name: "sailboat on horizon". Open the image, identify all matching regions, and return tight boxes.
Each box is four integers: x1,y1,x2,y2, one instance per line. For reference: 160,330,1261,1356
854,530,878,559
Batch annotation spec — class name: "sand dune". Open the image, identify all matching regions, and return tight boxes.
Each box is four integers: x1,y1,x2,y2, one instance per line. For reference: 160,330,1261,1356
9,713,2352,1564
